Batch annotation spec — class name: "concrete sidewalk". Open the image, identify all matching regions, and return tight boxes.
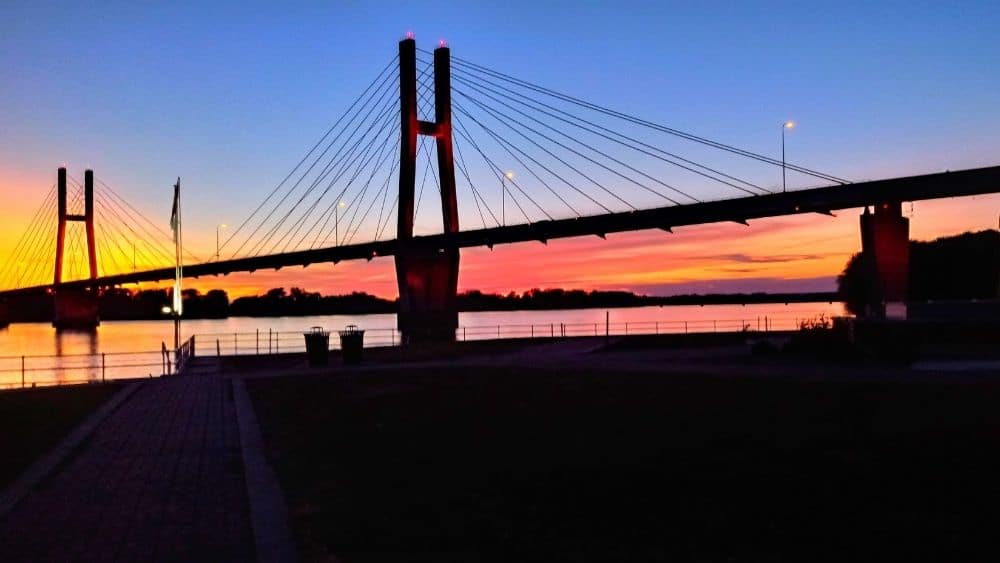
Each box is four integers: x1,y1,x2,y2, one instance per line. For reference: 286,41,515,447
0,377,256,562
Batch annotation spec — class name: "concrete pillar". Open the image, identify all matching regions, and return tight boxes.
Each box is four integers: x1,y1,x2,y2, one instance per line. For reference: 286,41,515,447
53,287,100,329
860,202,909,319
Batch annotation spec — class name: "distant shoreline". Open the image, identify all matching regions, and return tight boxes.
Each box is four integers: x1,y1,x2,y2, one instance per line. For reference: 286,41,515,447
0,291,840,325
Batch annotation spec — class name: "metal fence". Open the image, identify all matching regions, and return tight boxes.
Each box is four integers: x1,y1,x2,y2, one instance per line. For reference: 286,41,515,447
189,314,807,358
0,313,819,388
0,350,168,390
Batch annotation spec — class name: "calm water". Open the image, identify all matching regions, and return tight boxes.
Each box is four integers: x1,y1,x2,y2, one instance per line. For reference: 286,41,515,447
0,302,844,387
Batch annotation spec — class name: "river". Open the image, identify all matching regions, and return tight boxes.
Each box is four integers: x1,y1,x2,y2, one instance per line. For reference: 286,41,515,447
0,302,845,388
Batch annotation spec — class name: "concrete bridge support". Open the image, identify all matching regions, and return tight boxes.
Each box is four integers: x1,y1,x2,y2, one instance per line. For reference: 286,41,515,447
859,202,909,319
52,167,100,329
394,38,461,343
53,287,100,330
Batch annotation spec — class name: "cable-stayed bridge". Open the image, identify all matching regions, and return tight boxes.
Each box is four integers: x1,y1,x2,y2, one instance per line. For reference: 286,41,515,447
2,38,999,339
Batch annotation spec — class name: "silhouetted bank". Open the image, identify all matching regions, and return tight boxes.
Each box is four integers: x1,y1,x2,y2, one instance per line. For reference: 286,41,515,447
2,286,836,323
838,229,1000,315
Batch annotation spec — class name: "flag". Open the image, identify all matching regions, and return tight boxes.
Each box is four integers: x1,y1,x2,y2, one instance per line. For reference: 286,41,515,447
170,181,180,239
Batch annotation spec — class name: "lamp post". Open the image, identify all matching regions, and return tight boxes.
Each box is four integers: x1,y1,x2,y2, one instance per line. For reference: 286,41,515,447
216,223,227,260
782,121,795,192
335,201,346,245
502,171,514,225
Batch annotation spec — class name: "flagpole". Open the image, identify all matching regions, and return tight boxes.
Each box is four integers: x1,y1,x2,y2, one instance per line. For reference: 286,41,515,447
172,178,182,352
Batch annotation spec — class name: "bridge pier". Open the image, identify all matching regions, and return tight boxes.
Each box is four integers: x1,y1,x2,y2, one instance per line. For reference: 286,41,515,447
396,245,459,342
53,287,100,329
859,202,909,319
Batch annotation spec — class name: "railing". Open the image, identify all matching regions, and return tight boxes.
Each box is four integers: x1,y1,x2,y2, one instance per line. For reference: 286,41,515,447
457,315,798,341
190,327,402,358
175,336,196,374
0,350,169,390
0,313,822,388
187,313,809,358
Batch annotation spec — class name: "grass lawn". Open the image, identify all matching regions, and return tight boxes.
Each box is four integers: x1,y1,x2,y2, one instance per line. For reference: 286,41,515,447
248,367,1000,562
0,384,123,490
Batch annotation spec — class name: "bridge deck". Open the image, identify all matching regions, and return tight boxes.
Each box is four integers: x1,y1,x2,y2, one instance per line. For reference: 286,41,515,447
4,165,998,296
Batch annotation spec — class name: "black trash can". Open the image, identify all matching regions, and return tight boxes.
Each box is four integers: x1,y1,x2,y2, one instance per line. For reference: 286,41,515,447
339,324,365,365
303,326,330,367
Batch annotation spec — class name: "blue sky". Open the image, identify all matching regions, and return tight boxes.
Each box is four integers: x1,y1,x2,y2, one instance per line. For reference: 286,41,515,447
2,1,998,294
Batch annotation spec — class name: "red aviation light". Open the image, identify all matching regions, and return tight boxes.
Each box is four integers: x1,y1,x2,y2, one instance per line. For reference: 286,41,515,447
406,31,414,39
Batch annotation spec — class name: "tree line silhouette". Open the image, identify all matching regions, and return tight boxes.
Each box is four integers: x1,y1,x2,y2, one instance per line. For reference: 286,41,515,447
838,229,999,315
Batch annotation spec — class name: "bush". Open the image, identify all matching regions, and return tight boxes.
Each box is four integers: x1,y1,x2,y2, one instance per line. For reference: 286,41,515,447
783,315,861,362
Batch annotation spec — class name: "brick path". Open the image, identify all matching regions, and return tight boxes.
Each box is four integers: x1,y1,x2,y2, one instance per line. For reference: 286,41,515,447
0,377,255,562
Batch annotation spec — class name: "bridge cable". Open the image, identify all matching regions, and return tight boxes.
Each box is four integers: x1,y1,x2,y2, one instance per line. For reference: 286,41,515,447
455,78,706,201
456,87,683,205
455,100,613,214
10,209,57,289
336,133,401,247
441,52,848,185
454,135,495,229
91,188,175,266
248,86,400,256
96,179,203,262
279,106,401,253
94,191,176,264
221,55,399,257
452,112,536,223
288,101,402,252
296,107,401,251
344,138,403,245
244,74,399,256
95,204,170,268
252,80,400,255
451,71,766,195
1,185,56,288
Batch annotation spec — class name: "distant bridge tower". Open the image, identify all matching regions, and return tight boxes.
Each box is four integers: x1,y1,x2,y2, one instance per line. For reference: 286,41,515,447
395,38,461,343
52,167,100,329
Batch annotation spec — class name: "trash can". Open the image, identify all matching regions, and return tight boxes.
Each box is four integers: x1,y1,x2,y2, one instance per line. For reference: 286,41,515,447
303,326,330,367
339,324,365,365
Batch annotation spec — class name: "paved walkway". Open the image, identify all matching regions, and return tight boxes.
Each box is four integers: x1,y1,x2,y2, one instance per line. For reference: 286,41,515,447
0,377,255,562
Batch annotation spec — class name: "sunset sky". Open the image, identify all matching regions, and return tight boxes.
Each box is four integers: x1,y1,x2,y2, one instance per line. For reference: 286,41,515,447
2,2,998,298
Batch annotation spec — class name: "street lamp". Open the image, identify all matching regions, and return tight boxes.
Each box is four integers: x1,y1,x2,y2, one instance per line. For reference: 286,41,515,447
216,223,227,260
782,121,795,192
335,201,347,245
502,171,514,225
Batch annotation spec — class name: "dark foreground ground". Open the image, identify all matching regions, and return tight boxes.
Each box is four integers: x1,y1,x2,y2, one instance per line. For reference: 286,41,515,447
248,366,1000,562
0,384,122,489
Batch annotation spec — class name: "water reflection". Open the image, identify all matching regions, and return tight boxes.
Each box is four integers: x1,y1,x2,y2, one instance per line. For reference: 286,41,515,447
54,328,100,385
